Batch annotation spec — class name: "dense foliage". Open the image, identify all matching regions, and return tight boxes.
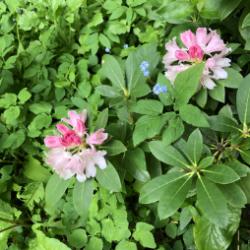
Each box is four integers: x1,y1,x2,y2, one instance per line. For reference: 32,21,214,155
1,0,250,249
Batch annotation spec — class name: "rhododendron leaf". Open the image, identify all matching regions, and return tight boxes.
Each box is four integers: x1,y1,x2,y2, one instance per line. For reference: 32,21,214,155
73,179,93,218
95,108,109,129
158,173,192,219
236,74,250,124
131,100,163,115
209,84,225,103
208,115,238,132
139,171,190,204
202,164,240,184
194,207,241,250
219,183,247,208
45,174,71,213
218,68,242,89
162,117,184,145
239,174,250,203
105,140,127,156
174,63,205,108
125,148,150,182
96,162,121,192
96,85,121,98
196,177,228,225
186,129,203,164
149,141,188,168
179,104,209,127
101,55,125,90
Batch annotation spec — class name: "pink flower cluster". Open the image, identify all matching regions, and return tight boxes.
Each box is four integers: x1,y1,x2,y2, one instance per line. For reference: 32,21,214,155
163,28,231,89
44,110,108,182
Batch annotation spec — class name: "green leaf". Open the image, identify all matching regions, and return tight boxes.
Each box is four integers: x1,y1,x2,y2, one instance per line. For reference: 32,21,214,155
149,141,188,168
227,160,250,177
101,55,126,90
158,173,192,219
179,104,209,127
132,222,156,249
29,230,70,250
125,148,150,182
73,180,93,217
198,156,214,169
96,162,121,192
133,115,167,146
179,206,192,230
208,115,238,132
174,63,204,108
45,174,71,213
162,117,184,145
186,129,203,164
23,156,50,182
105,140,127,156
85,237,103,250
218,68,243,89
196,177,228,225
202,164,240,184
209,84,225,103
239,174,250,203
219,183,247,208
96,85,121,98
95,108,109,129
140,172,190,204
194,207,241,250
0,93,17,108
29,102,52,114
18,88,32,104
131,100,163,115
68,229,87,248
236,74,250,124
3,106,20,125
116,240,137,250
242,13,250,28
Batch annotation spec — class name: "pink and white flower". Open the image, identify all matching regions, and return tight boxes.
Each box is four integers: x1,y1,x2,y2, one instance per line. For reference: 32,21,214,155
44,110,108,182
163,28,231,89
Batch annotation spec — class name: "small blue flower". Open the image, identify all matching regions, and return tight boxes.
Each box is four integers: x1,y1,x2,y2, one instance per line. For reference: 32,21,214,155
105,47,110,53
140,61,149,71
143,70,150,77
153,83,168,95
124,44,129,49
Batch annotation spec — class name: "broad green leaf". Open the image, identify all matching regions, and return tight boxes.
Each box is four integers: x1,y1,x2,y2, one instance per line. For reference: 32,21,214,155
202,164,240,184
29,230,70,250
174,63,204,108
227,160,250,177
23,156,50,182
242,13,250,28
179,104,209,127
96,162,121,192
105,140,127,156
96,85,121,98
186,129,203,164
194,207,241,250
219,183,247,208
179,206,192,230
101,55,125,90
198,156,214,169
158,173,193,219
196,177,228,225
0,93,17,108
239,174,250,203
18,88,32,104
149,140,189,168
132,222,156,249
236,74,250,124
131,99,163,115
139,172,189,204
45,174,71,212
116,240,137,250
125,148,150,182
73,179,93,217
208,115,238,132
162,117,184,145
209,84,225,103
218,68,243,89
29,102,52,114
133,115,167,146
85,237,103,250
67,229,87,248
95,108,109,129
3,106,20,125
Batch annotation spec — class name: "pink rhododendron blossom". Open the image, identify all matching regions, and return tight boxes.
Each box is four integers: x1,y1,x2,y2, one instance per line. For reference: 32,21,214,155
44,110,108,182
163,28,231,89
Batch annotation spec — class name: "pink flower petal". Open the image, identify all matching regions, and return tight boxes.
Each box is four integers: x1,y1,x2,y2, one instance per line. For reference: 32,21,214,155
180,30,196,48
56,124,70,135
196,27,210,49
86,129,108,145
44,136,62,148
175,50,190,61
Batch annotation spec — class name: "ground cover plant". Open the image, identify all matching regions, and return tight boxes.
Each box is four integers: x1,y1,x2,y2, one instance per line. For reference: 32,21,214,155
1,0,250,249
